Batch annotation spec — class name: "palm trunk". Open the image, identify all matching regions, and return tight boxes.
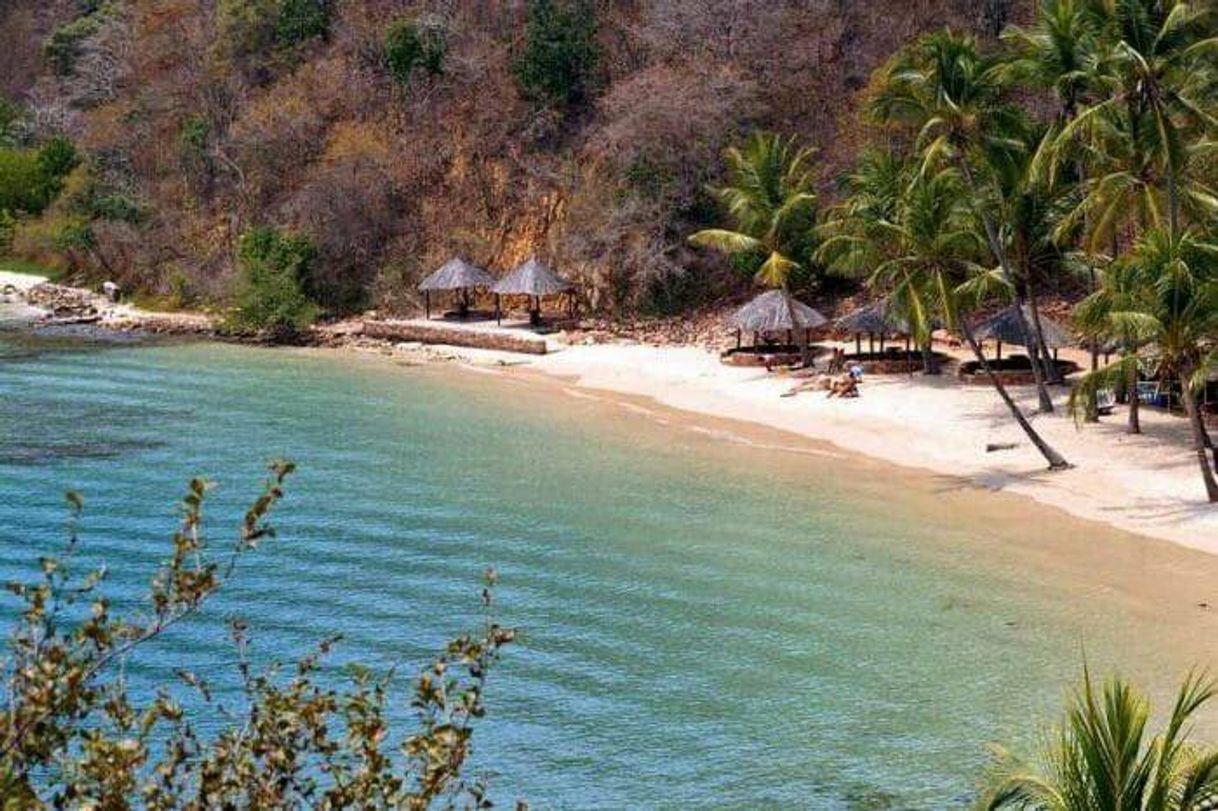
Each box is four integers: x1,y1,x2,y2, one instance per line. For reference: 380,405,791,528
954,156,1054,413
1084,342,1099,423
782,286,813,368
1127,359,1141,435
921,342,940,375
960,319,1071,471
1025,285,1060,384
1180,367,1218,502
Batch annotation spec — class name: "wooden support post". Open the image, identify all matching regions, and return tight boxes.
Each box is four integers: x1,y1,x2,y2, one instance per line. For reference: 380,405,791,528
425,291,430,320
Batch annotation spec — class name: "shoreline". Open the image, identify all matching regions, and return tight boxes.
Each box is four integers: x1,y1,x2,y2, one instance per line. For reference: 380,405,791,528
510,342,1216,553
4,270,1215,552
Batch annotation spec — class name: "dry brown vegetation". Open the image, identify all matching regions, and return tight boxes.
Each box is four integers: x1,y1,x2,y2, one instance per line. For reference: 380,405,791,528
1,0,1029,315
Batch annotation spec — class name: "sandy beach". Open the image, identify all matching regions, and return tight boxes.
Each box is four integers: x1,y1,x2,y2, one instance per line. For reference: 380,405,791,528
504,340,1218,553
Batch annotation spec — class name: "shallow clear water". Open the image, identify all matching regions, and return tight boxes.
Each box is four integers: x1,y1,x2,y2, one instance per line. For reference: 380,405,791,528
1,331,1215,809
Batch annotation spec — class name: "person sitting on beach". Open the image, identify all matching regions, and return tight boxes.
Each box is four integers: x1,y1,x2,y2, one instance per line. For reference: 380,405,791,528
826,348,846,374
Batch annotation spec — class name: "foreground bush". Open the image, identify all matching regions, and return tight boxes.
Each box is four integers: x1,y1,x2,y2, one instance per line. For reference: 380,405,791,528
0,463,516,807
979,668,1218,810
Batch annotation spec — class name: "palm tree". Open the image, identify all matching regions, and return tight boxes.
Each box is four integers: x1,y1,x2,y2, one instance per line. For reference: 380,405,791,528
1057,0,1218,238
689,132,821,364
1073,228,1218,500
871,32,1071,469
1122,228,1218,500
979,668,1218,810
1001,0,1103,123
1070,259,1149,434
872,30,1060,415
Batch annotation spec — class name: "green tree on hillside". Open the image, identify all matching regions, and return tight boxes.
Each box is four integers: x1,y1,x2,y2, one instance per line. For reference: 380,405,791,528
384,17,447,83
514,0,600,107
230,227,320,337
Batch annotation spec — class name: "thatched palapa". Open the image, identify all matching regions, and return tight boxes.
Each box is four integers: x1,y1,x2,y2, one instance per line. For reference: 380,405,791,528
492,258,574,326
834,299,912,337
973,304,1074,350
418,257,494,319
418,258,495,292
729,290,828,333
491,258,573,297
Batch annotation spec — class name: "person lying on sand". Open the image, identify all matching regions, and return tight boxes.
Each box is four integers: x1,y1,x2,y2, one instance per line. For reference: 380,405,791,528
781,375,832,398
826,374,859,399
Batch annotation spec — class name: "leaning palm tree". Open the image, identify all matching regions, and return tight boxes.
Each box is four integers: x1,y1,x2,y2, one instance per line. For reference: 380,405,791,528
979,668,1218,810
689,132,821,364
872,30,1060,415
871,33,1071,469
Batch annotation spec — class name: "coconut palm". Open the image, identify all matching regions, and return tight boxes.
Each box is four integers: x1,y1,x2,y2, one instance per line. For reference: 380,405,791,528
689,131,821,363
979,668,1218,810
1122,228,1218,499
1058,0,1218,238
1072,228,1218,500
871,32,1071,468
1070,259,1150,434
1001,0,1104,122
872,30,1061,415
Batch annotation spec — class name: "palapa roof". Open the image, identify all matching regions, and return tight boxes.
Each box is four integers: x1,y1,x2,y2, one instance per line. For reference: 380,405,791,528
491,258,572,297
729,290,828,333
418,258,495,291
972,304,1075,349
834,299,913,337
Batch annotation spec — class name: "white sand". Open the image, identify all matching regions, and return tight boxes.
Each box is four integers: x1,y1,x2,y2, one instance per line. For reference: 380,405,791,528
509,341,1218,553
0,270,48,291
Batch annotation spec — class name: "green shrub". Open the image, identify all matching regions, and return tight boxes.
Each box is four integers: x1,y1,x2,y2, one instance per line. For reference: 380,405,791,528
383,18,446,83
89,193,144,224
0,210,16,254
217,0,278,66
43,15,102,75
0,99,23,148
36,136,79,181
230,226,320,335
514,0,600,107
0,150,48,215
275,0,329,47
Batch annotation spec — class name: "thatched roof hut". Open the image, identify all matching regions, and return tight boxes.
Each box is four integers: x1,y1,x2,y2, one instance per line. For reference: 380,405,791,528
834,299,912,337
729,290,828,333
417,257,495,319
492,258,574,326
418,258,494,292
973,304,1074,350
491,258,572,297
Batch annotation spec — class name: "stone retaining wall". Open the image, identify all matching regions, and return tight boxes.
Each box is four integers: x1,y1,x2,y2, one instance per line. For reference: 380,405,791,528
363,320,548,355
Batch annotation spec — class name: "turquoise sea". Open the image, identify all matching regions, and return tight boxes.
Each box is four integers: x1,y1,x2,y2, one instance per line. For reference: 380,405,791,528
2,327,1216,808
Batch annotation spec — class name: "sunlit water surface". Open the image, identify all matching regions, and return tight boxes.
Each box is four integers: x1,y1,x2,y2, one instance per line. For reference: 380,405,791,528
2,328,1216,809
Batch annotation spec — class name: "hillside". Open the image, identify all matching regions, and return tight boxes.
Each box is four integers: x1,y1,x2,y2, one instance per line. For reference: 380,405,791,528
0,0,1027,316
